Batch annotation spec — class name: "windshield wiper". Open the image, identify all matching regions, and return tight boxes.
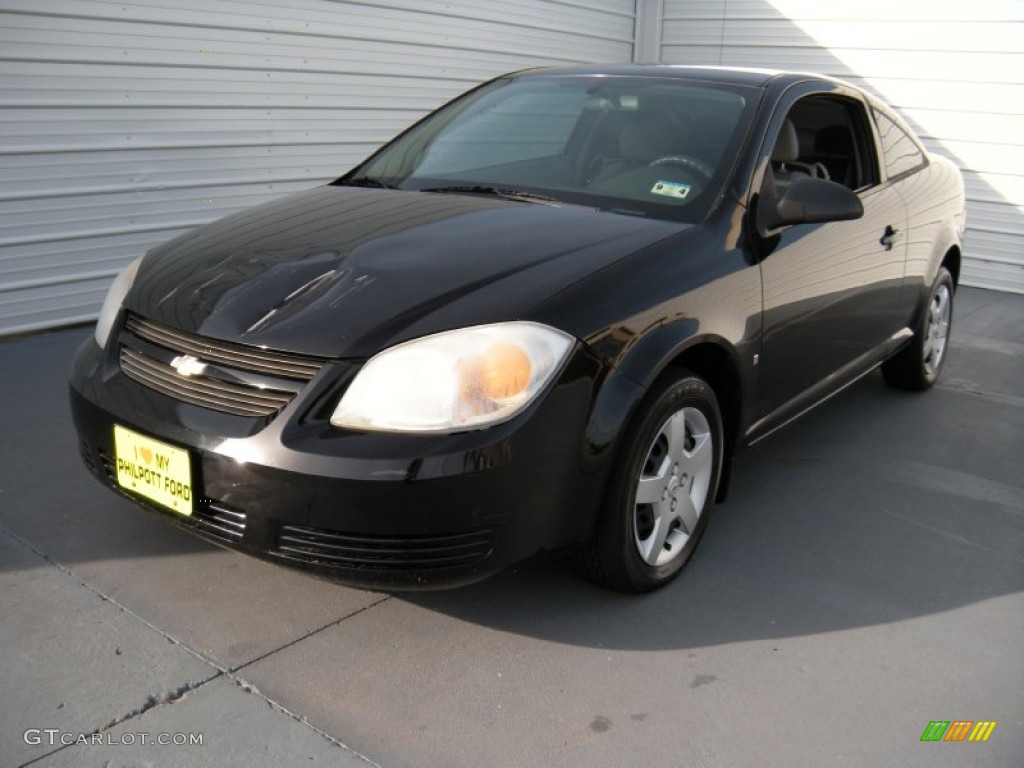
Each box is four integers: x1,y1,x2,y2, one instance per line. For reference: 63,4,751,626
335,176,401,189
419,185,561,206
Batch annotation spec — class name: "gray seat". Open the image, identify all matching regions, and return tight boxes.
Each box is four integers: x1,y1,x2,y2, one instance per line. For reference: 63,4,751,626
771,119,808,191
771,119,828,190
687,116,731,166
588,113,676,186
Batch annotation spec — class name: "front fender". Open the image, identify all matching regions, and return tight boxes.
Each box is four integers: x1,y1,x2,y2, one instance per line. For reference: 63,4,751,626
582,318,701,463
582,322,753,507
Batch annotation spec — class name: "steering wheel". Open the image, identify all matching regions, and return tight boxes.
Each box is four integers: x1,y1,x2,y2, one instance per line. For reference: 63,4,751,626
648,154,715,182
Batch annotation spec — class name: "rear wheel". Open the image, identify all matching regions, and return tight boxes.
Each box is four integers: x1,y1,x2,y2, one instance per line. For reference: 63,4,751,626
577,370,723,592
882,267,954,391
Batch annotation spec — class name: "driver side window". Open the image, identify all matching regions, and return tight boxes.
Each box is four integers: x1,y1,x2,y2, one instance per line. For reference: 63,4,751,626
770,96,879,195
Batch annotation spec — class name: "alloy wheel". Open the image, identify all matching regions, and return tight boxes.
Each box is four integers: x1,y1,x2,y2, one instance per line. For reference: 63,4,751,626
633,406,713,567
923,283,951,375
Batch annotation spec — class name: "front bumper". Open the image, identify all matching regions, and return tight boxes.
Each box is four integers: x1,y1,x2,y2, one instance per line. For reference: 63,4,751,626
69,335,608,589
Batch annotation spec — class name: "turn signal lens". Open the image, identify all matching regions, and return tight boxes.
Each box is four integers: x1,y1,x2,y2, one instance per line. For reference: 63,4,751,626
462,342,533,402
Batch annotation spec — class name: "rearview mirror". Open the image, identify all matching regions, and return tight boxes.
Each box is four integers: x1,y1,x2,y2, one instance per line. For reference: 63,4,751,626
757,175,864,235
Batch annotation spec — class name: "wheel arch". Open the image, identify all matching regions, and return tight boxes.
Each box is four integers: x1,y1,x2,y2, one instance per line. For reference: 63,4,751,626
942,244,962,287
661,340,743,503
908,229,963,333
587,329,748,506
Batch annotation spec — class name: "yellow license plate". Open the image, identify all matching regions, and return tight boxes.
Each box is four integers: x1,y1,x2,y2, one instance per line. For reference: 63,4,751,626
113,425,193,516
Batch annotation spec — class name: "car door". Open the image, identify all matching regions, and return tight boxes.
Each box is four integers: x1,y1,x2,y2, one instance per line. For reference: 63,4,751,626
751,87,908,428
868,102,953,323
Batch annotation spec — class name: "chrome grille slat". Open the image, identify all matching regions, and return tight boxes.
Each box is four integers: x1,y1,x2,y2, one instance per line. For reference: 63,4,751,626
120,367,271,417
130,323,316,380
185,502,247,544
120,350,287,417
192,517,244,540
207,504,246,524
126,315,324,380
120,314,326,416
121,348,292,410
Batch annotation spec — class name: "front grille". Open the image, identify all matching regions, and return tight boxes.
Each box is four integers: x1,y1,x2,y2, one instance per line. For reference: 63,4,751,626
126,314,323,380
272,525,495,571
120,346,294,417
119,314,327,417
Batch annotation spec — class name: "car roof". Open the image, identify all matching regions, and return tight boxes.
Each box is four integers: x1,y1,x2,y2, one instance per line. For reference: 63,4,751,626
509,64,831,89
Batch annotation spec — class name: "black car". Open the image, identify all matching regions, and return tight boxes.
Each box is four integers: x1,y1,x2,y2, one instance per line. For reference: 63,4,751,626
70,65,965,592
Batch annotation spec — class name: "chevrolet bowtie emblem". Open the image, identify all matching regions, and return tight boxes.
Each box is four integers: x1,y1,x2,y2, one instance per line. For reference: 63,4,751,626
170,354,208,377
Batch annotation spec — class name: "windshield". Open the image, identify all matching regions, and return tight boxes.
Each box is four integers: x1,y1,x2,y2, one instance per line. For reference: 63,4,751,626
339,75,759,223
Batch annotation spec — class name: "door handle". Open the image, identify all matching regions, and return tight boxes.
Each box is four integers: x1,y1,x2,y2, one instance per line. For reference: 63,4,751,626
880,225,899,251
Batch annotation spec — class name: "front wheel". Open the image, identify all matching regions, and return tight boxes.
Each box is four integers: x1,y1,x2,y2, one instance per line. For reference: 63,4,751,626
882,267,954,391
577,370,723,593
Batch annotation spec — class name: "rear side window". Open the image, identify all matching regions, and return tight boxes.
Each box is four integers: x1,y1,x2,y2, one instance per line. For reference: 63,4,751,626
872,109,926,179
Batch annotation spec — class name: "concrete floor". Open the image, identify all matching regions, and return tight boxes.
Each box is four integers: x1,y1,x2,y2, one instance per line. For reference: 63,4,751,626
1,286,1021,767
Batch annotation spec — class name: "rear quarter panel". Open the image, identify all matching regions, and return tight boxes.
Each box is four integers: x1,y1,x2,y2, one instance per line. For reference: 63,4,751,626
889,153,966,326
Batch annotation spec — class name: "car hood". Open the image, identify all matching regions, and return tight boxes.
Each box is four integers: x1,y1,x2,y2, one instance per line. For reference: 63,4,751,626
128,185,690,358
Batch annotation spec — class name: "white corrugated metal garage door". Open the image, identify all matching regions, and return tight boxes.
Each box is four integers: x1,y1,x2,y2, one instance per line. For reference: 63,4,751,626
0,0,635,335
661,0,1024,294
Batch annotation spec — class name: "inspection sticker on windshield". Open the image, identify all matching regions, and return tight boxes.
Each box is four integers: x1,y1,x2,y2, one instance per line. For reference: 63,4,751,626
651,180,692,199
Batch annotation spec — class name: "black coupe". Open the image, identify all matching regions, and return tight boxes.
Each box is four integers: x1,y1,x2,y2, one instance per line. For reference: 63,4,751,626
70,66,965,592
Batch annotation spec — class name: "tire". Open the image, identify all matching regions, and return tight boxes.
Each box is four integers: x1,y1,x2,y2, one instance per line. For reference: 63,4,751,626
882,267,954,391
577,369,723,593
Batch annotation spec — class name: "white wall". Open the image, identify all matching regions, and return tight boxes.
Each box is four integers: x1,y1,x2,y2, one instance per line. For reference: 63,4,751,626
661,0,1024,294
3,0,1020,338
0,0,635,335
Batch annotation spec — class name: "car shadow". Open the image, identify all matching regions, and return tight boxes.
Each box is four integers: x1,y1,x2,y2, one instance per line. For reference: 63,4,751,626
405,364,1024,650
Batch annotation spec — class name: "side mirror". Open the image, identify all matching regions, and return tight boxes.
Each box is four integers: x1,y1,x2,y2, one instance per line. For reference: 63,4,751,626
757,175,864,235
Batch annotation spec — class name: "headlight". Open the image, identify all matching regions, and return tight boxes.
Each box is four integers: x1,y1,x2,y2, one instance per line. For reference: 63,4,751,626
94,256,143,349
331,322,574,433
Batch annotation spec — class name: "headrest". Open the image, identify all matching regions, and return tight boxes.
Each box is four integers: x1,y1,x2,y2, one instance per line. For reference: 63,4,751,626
771,119,800,163
688,117,731,146
814,125,853,155
619,116,675,162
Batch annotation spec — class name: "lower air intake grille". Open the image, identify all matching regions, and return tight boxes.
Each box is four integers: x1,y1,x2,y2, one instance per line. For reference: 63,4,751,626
272,526,495,570
191,502,247,543
96,446,117,485
90,444,245,543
